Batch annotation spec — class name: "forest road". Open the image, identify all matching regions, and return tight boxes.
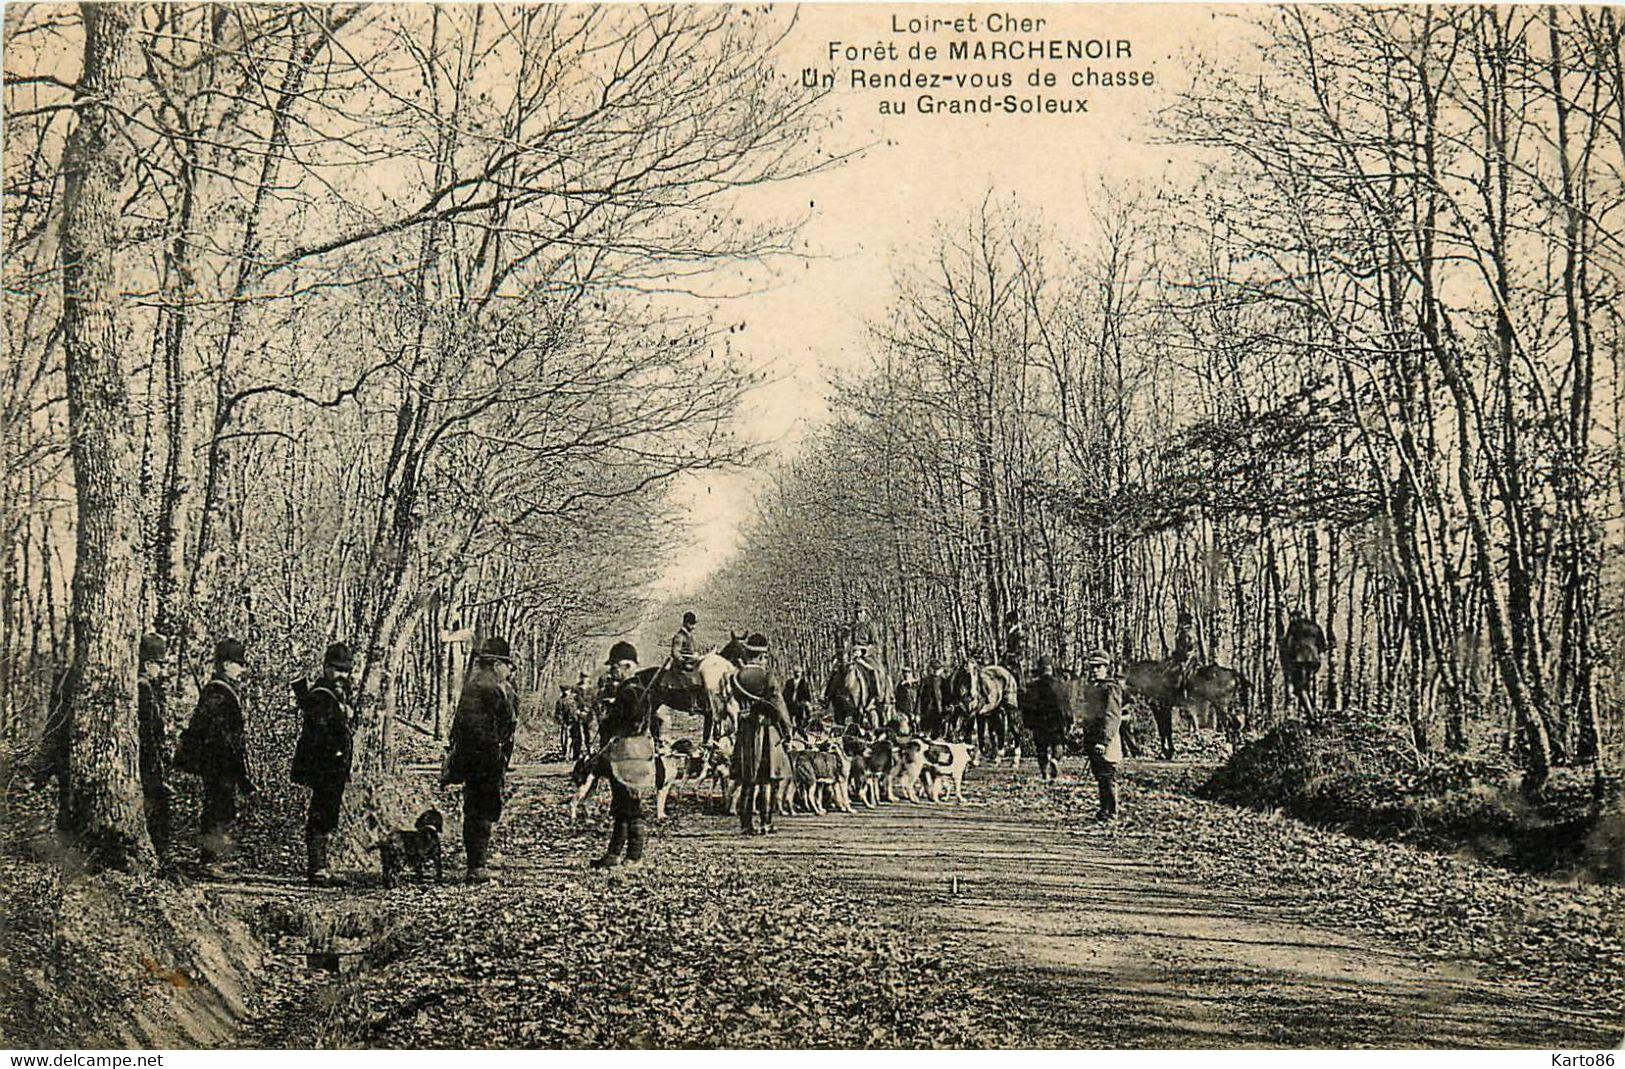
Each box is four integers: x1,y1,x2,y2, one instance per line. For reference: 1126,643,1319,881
631,765,1611,1049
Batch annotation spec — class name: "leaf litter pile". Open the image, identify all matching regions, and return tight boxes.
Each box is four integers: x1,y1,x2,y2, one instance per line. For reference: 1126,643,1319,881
239,757,1624,1048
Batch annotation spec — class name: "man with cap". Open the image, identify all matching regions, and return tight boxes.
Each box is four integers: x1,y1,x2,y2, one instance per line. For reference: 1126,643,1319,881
136,633,174,863
729,633,792,835
1078,650,1126,821
593,641,656,867
441,637,518,883
175,637,255,876
291,642,356,884
1022,654,1074,782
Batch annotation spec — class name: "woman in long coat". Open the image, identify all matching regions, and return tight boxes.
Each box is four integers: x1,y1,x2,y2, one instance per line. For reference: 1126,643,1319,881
729,633,793,835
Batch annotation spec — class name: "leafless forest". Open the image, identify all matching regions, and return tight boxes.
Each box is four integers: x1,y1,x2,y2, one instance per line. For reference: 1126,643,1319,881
5,4,842,863
3,3,1625,1050
5,1,1624,855
702,7,1625,790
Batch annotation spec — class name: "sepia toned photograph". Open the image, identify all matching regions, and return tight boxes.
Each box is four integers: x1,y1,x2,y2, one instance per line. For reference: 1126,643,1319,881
2,0,1622,1051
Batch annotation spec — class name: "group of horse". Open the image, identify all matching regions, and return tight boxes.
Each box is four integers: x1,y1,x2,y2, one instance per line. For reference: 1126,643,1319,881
602,637,1250,767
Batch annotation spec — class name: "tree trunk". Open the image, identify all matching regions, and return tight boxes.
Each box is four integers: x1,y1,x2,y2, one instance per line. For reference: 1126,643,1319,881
59,1,151,870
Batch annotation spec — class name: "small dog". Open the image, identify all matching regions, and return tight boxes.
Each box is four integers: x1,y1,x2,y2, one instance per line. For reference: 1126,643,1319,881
919,740,978,804
369,809,444,887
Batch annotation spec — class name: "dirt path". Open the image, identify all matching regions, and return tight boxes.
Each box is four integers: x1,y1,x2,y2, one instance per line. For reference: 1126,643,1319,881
228,761,1618,1049
650,767,1609,1048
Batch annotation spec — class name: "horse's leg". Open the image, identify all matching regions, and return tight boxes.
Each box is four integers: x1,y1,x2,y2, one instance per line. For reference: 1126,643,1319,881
1154,702,1174,760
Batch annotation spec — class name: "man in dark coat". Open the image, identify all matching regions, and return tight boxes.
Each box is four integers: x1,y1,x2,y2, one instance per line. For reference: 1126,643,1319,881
291,642,355,884
593,641,656,867
783,666,813,730
175,637,255,875
441,637,517,883
136,633,174,863
1078,650,1126,821
917,659,948,738
1023,655,1074,782
729,633,792,835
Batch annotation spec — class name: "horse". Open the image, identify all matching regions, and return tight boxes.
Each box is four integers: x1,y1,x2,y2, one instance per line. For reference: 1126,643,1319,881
949,657,1021,765
1122,658,1247,759
823,659,891,730
631,650,739,742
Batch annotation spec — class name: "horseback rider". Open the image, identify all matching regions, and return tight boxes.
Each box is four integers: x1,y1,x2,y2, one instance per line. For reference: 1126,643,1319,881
837,603,887,725
1001,610,1026,680
843,603,880,671
1168,608,1196,686
1280,608,1328,720
667,610,718,742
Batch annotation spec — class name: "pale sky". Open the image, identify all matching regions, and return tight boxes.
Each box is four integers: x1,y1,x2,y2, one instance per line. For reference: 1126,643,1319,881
647,3,1235,607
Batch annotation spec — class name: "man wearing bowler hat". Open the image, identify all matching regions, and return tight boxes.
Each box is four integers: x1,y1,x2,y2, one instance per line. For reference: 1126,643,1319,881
442,637,518,883
292,642,356,884
174,637,255,876
593,640,656,868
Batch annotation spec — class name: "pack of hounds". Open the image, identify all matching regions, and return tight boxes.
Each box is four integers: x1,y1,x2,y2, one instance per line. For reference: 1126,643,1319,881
568,723,979,824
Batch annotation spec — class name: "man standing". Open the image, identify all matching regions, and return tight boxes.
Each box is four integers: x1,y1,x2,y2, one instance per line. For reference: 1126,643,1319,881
136,633,174,864
894,666,918,727
553,684,578,759
1023,655,1074,782
441,637,517,883
783,666,813,731
594,641,656,868
175,638,255,876
291,643,355,885
917,659,948,738
1078,651,1126,821
729,633,792,836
